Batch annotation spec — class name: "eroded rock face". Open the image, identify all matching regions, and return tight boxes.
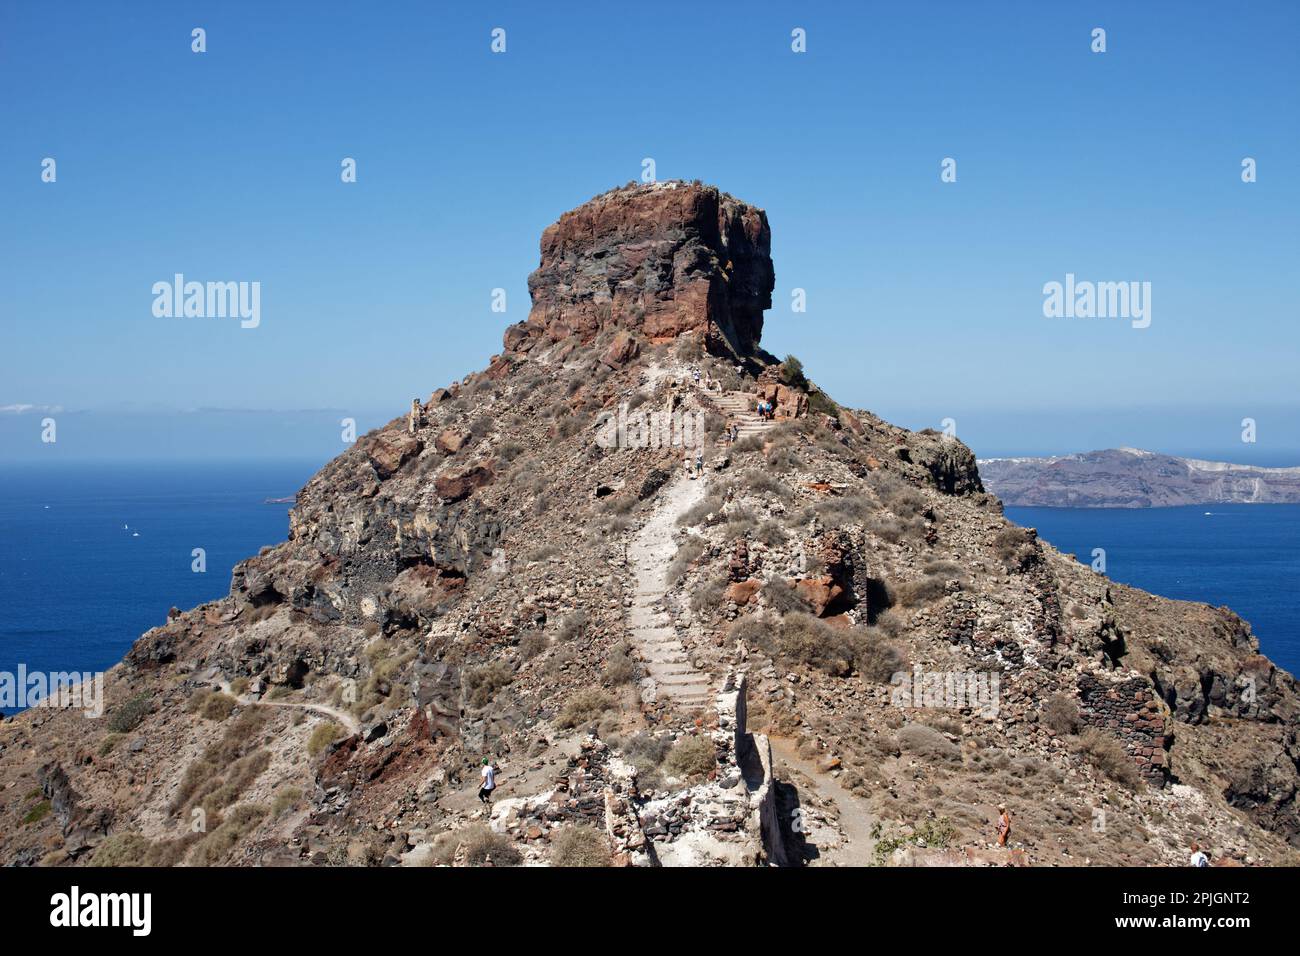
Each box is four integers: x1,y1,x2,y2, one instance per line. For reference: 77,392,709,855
508,182,773,356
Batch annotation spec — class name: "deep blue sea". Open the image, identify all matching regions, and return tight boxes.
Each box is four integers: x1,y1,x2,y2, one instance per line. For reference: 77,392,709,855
0,461,319,714
1007,504,1300,679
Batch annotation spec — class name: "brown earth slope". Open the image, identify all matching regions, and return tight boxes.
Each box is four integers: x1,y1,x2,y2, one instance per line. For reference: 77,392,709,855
2,181,1297,868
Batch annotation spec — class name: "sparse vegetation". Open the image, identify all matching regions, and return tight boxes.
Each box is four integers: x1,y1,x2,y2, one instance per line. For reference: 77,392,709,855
872,816,958,865
22,800,51,825
458,824,521,866
677,494,722,528
307,722,343,756
603,642,636,684
993,526,1037,572
188,689,237,721
464,660,516,707
550,826,613,867
108,694,151,734
557,611,589,643
519,631,548,659
1076,728,1141,790
663,735,716,779
189,804,269,866
557,687,615,729
1042,694,1081,735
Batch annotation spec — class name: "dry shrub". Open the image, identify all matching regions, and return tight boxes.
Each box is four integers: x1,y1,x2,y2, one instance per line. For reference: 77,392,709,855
603,642,636,684
897,723,961,764
550,826,613,867
557,687,615,729
307,721,343,756
459,824,522,866
1076,729,1141,790
1042,693,1081,735
854,629,908,682
189,804,269,866
773,614,854,676
663,735,716,779
464,660,516,707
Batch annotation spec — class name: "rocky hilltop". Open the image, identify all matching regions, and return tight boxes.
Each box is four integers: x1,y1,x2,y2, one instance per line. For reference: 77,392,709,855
980,447,1300,508
3,183,1298,869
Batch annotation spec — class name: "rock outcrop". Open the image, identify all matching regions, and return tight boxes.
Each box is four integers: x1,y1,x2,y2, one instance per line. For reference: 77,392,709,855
2,182,1297,870
506,181,773,357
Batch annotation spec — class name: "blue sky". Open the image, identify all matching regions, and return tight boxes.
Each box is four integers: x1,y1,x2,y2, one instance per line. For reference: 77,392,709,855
1,0,1297,462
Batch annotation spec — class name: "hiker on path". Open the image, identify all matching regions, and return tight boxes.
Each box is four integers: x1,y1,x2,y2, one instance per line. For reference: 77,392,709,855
478,758,497,807
995,803,1011,847
694,450,704,477
1190,843,1209,867
684,450,695,479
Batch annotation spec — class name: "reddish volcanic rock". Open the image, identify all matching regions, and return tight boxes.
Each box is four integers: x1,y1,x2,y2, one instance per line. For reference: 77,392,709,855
435,464,494,503
507,181,774,357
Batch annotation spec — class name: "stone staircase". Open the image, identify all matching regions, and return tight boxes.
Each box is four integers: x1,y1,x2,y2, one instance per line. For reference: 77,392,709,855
625,472,714,711
710,390,778,441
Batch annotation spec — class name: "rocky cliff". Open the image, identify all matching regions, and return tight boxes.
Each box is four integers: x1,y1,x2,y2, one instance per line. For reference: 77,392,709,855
980,447,1300,508
506,181,773,358
2,184,1297,869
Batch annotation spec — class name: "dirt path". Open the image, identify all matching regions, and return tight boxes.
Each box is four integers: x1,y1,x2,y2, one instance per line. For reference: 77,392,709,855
625,470,713,711
224,685,361,735
770,736,877,866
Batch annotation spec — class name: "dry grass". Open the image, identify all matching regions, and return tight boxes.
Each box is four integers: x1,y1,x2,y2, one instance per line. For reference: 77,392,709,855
663,735,716,779
549,826,613,867
1076,728,1142,790
557,687,615,729
307,721,343,756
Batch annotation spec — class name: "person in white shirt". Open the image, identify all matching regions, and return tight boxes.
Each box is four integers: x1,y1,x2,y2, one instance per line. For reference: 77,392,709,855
478,758,497,806
1190,843,1209,867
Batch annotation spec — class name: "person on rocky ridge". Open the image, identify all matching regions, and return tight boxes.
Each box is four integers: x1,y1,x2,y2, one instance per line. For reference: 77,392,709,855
478,758,497,807
1190,842,1209,867
996,804,1012,847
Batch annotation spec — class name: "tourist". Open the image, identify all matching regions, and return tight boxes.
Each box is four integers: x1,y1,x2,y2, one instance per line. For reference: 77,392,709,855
1190,842,1209,867
478,757,497,806
996,803,1011,847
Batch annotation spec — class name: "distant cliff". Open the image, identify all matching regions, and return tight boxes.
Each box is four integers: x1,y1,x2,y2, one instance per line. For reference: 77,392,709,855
979,447,1300,507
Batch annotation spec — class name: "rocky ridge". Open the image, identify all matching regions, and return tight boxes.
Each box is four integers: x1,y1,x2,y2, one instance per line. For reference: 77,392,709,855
1,183,1298,869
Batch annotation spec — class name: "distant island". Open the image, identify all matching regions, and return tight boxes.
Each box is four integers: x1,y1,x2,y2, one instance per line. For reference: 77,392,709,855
979,447,1300,507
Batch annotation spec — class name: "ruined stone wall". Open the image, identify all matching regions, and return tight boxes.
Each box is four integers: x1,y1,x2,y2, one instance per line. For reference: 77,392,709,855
1076,672,1170,787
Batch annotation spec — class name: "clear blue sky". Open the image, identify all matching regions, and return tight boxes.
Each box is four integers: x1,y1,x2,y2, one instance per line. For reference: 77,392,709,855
2,0,1297,462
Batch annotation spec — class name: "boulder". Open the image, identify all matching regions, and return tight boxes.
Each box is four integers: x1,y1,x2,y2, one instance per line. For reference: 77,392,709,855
435,428,469,455
435,465,495,503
